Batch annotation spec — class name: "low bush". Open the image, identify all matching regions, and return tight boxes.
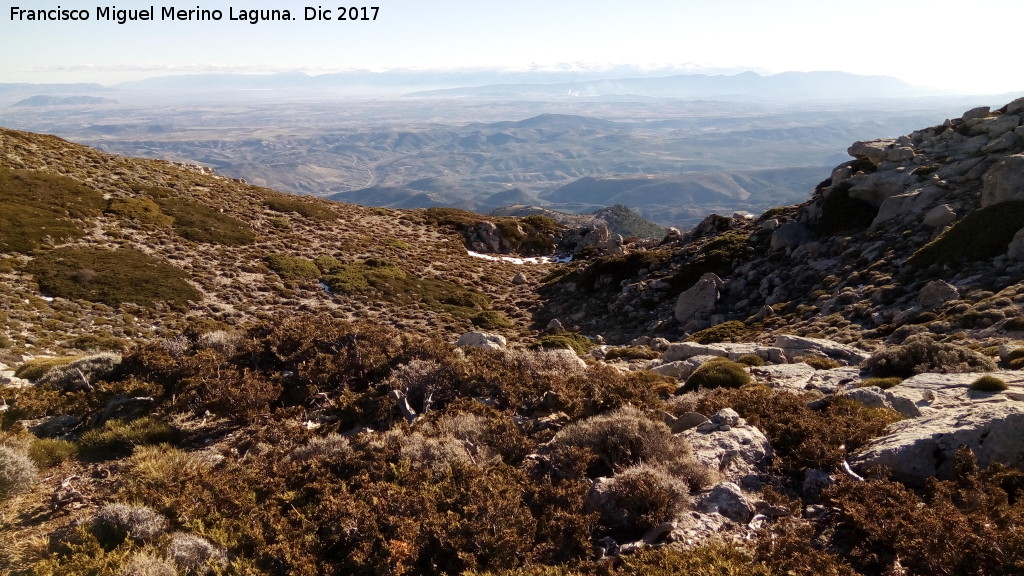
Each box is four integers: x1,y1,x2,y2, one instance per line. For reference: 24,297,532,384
471,309,513,329
970,375,1008,392
166,532,228,574
264,194,337,221
265,253,321,282
859,377,902,390
0,168,105,253
865,333,997,377
78,417,181,460
682,358,751,392
688,320,750,344
535,332,593,356
599,464,691,537
909,200,1024,268
144,187,255,246
322,259,490,317
36,352,122,391
603,346,661,361
28,247,202,307
91,503,169,546
117,552,178,576
0,445,38,499
14,355,87,382
104,196,173,227
28,438,79,468
736,354,766,367
548,406,709,483
689,387,900,478
799,356,841,370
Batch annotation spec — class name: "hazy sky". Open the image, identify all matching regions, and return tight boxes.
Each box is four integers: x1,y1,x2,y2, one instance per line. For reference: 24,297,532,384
2,0,1022,93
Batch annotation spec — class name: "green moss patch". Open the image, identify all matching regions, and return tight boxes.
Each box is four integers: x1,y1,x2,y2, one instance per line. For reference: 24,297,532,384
264,194,337,221
909,201,1024,268
0,169,105,253
534,332,593,356
140,186,255,245
265,253,321,282
322,258,489,316
28,246,201,307
104,197,174,227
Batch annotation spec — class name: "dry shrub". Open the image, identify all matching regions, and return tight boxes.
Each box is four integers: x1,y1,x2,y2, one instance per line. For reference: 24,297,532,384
166,533,228,574
690,386,900,478
548,406,708,484
195,329,244,355
599,464,692,536
818,448,1024,575
971,375,1008,392
91,503,169,546
289,432,353,465
865,333,996,377
0,444,38,499
117,552,177,576
682,358,751,392
397,431,476,474
36,352,122,391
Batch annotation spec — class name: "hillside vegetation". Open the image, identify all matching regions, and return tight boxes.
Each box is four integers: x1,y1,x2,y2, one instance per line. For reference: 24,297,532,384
4,98,1024,575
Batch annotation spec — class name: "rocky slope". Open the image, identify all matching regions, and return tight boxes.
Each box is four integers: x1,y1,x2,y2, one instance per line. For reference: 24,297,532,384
2,100,1024,575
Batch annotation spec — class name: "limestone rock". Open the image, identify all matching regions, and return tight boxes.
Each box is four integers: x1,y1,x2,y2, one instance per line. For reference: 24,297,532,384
770,222,814,251
664,411,708,433
923,204,956,228
455,331,506,350
749,363,816,390
649,356,717,380
851,403,1024,486
673,273,723,330
848,170,913,206
774,335,869,365
961,106,991,121
918,280,959,308
684,413,772,485
663,342,785,364
1008,227,1024,262
697,482,754,523
982,154,1024,207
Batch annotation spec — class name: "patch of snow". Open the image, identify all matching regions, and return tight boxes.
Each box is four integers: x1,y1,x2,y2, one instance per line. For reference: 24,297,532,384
467,250,572,265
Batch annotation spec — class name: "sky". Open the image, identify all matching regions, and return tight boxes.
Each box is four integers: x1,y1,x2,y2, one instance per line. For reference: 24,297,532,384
2,0,1023,94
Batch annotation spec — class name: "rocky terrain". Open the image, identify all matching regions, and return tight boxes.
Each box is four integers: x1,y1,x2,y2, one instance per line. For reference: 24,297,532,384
2,98,1024,575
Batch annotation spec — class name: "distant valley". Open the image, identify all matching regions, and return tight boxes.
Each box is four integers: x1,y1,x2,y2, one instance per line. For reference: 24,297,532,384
0,70,993,227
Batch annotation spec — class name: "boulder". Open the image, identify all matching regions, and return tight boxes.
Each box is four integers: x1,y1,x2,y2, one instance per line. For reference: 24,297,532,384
649,356,717,380
684,412,772,486
848,139,897,166
851,403,1024,486
982,154,1024,207
663,342,785,364
848,170,913,207
961,106,991,121
673,273,723,330
455,331,506,350
749,363,816,390
1008,227,1024,262
770,222,814,251
774,335,870,365
697,482,754,523
923,204,956,228
917,280,960,308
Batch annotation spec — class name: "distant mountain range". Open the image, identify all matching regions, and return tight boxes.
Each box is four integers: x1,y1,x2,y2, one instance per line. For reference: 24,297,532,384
0,69,941,104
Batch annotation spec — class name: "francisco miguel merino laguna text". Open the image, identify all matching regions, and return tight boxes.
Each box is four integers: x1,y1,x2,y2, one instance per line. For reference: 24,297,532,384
6,6,372,24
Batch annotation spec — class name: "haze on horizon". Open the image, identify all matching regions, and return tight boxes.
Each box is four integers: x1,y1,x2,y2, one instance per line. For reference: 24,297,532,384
2,0,1022,95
